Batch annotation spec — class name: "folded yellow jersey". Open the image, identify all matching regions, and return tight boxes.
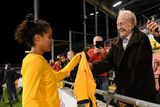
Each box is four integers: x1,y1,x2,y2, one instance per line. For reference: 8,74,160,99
74,52,96,107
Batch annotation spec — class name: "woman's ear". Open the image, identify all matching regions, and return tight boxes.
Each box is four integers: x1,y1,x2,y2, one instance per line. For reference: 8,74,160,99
34,34,41,43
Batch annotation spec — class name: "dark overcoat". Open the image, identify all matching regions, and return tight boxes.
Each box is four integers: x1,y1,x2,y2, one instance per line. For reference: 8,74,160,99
92,27,156,102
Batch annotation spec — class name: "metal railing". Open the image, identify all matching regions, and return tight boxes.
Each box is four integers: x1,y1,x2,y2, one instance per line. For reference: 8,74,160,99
63,81,160,107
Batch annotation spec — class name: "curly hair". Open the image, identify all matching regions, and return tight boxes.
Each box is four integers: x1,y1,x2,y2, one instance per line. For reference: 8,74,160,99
15,13,51,47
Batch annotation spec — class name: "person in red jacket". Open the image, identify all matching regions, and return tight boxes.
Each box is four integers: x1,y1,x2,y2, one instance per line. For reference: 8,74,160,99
87,35,109,102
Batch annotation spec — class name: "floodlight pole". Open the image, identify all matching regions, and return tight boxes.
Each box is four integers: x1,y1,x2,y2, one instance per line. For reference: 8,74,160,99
69,30,72,50
95,6,98,35
34,0,39,21
34,0,54,60
83,0,87,49
106,13,109,40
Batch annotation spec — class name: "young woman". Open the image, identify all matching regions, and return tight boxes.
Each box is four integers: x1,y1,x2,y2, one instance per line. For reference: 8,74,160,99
15,14,80,107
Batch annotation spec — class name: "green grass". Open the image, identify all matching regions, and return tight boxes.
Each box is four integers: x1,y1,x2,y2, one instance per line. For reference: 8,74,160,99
0,88,22,107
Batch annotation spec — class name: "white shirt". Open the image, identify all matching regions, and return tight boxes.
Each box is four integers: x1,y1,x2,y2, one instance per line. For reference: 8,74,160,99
122,32,132,50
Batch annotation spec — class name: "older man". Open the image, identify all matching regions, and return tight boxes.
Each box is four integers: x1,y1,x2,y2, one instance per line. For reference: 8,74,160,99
90,10,156,106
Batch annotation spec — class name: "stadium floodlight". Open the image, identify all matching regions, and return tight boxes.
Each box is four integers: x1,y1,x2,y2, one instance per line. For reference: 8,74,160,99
113,1,122,7
90,12,99,16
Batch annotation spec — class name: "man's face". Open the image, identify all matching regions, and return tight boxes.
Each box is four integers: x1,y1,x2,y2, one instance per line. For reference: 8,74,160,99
67,51,74,60
117,14,134,38
60,56,66,62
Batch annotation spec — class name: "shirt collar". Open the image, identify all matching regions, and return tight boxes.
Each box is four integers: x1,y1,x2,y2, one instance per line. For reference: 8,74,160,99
121,31,133,41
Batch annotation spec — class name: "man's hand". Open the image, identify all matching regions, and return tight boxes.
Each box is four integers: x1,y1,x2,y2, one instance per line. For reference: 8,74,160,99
89,63,93,70
93,47,105,54
146,20,160,37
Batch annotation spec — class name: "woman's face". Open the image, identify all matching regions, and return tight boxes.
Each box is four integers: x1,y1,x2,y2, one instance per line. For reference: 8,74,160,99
40,28,53,52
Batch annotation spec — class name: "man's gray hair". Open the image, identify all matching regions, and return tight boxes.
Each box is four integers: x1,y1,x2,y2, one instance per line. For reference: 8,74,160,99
118,9,137,26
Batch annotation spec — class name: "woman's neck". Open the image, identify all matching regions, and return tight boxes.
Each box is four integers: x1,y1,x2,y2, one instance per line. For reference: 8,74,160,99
30,47,43,56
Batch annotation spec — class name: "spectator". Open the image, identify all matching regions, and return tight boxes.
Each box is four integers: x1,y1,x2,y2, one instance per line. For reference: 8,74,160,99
87,35,109,102
67,50,78,82
49,58,54,66
0,67,5,101
90,9,156,106
3,63,19,103
146,20,160,37
141,22,160,49
50,55,62,72
51,54,67,72
52,60,62,72
60,54,68,69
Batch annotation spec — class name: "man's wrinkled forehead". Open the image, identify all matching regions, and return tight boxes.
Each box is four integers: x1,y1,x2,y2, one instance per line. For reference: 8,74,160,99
117,13,130,22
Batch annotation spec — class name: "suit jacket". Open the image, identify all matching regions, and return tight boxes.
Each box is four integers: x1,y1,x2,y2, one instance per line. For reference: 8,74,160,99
92,27,156,102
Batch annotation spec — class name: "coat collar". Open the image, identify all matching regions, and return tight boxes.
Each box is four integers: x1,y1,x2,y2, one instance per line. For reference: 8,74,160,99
115,27,141,49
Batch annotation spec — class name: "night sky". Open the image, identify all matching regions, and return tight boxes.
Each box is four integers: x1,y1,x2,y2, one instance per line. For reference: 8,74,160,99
0,0,117,64
0,0,83,64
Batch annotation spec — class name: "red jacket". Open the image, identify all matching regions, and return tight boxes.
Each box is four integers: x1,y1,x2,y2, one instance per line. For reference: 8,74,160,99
87,47,109,76
52,60,62,72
